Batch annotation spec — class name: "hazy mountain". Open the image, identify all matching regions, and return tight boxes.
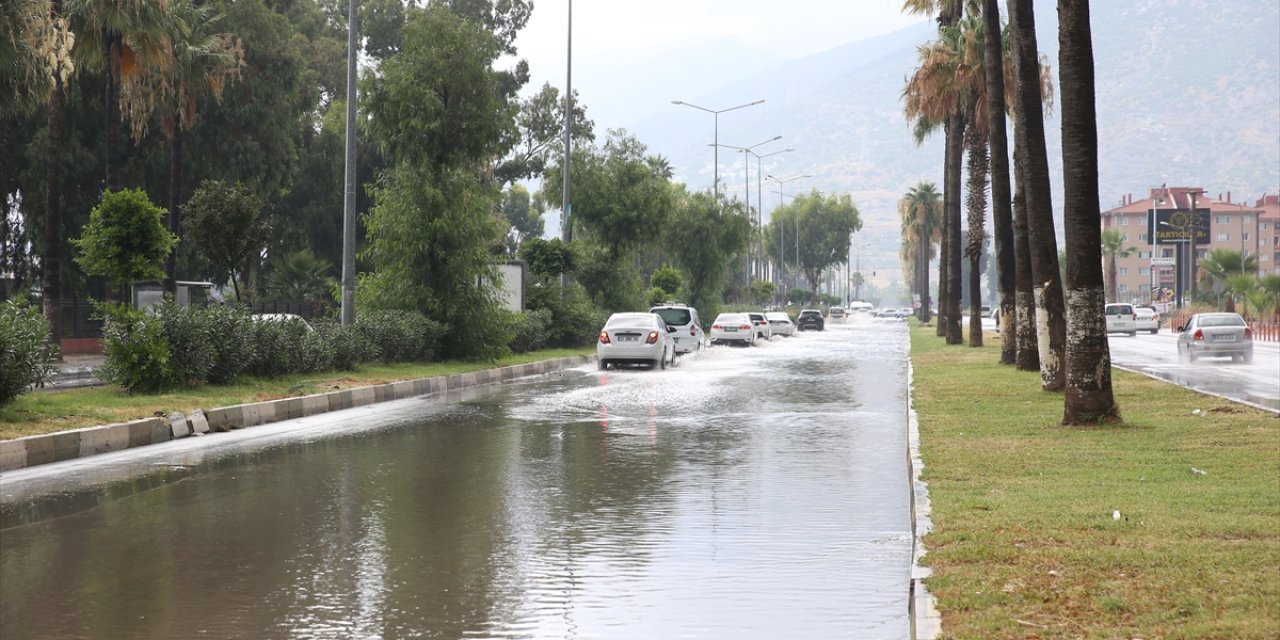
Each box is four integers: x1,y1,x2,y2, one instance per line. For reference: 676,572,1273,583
617,0,1280,282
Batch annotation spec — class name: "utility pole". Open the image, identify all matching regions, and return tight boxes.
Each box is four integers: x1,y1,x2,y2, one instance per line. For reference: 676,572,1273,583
340,0,358,325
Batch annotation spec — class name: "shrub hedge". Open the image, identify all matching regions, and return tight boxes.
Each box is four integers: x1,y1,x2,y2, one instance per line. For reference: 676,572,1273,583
0,298,57,406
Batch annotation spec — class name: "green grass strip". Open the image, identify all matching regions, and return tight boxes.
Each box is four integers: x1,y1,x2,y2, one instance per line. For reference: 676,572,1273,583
910,325,1279,639
1,348,593,439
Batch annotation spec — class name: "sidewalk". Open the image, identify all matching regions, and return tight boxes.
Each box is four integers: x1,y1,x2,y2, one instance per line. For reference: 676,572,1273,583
44,354,106,389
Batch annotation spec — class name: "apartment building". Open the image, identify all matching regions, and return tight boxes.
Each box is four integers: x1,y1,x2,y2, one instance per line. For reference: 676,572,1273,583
1100,187,1275,305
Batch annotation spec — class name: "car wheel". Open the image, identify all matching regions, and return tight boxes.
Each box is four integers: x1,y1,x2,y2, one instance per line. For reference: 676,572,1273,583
1129,331,1137,337
598,359,608,371
658,350,667,370
1151,329,1159,335
1188,349,1197,363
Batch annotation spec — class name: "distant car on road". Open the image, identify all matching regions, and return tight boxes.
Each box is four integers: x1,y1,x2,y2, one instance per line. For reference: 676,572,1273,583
1105,303,1137,336
765,311,796,337
796,309,825,331
1177,312,1253,363
746,312,773,341
828,306,846,320
596,312,676,370
1134,307,1160,334
650,302,704,354
710,313,756,346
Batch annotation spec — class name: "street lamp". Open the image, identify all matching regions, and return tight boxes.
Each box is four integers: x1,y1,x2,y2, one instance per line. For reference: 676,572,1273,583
1188,189,1204,305
765,173,811,293
671,99,765,203
712,136,783,284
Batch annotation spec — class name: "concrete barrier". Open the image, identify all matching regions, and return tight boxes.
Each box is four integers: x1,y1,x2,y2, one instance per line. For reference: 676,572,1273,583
0,354,594,472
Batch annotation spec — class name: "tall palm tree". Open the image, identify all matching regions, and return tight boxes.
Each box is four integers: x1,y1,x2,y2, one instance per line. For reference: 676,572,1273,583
1059,0,1117,424
67,0,173,191
900,182,942,322
1198,248,1258,312
120,0,242,294
982,0,1015,363
1008,0,1065,391
1100,227,1135,302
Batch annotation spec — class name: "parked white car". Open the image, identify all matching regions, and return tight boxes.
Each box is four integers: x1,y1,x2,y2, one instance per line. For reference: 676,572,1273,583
765,311,796,337
710,313,756,346
596,312,676,370
1104,303,1137,336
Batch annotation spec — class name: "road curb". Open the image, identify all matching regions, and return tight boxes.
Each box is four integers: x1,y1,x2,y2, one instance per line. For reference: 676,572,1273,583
0,355,593,472
907,359,942,640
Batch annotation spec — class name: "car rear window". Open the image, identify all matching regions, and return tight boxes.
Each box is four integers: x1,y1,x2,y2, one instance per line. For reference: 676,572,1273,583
1199,315,1245,327
652,308,692,326
1106,305,1133,314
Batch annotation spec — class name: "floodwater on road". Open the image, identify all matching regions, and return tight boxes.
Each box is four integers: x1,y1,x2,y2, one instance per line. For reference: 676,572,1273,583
1,317,913,640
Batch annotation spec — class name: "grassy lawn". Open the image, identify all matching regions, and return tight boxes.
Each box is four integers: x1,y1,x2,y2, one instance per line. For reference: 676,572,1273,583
0,348,593,439
910,325,1279,639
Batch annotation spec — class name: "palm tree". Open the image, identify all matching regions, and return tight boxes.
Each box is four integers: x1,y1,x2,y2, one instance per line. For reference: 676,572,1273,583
1260,274,1280,318
982,0,1015,363
903,6,965,344
1197,248,1258,312
1100,228,1135,302
119,0,242,294
1059,0,1118,424
67,0,174,191
900,182,942,322
1008,0,1066,392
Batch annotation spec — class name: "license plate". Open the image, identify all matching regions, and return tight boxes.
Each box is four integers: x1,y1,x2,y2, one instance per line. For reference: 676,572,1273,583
617,335,639,342
1214,335,1236,342
724,327,738,332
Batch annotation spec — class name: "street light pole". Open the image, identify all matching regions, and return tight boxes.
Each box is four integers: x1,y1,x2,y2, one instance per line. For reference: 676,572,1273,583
671,99,765,203
765,173,810,294
561,0,573,244
1189,190,1202,305
712,137,782,286
340,0,358,326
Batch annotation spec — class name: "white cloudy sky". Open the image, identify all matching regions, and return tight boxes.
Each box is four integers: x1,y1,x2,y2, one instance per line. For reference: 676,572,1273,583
510,0,929,128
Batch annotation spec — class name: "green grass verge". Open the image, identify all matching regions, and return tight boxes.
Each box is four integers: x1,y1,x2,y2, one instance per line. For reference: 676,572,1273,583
910,325,1279,639
0,348,593,439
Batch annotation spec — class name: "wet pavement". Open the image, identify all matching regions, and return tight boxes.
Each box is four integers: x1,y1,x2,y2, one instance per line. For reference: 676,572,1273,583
1104,331,1280,412
0,318,914,640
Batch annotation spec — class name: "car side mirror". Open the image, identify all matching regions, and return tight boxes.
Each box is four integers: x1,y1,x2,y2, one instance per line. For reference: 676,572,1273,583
1175,325,1184,333
667,326,677,333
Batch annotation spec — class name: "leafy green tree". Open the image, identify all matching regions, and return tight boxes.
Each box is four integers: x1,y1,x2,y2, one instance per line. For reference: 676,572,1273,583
1198,248,1258,312
783,189,862,301
181,180,268,301
650,266,682,299
664,188,751,320
497,82,593,185
74,187,177,300
360,2,518,360
751,280,775,305
501,183,542,254
518,236,573,281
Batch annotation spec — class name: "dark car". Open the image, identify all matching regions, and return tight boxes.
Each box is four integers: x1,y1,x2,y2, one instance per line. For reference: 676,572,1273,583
796,309,825,331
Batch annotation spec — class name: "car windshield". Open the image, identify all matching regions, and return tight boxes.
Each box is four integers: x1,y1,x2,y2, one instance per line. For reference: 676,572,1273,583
606,313,655,327
651,308,692,325
1198,314,1245,327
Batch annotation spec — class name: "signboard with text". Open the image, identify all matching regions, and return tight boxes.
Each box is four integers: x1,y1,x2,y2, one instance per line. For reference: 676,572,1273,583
1147,208,1209,245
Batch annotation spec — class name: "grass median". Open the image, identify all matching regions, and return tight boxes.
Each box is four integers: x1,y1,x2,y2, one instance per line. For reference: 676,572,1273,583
0,348,594,440
910,325,1279,639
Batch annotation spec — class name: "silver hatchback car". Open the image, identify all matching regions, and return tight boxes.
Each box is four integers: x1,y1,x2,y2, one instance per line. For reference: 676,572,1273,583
1177,312,1253,363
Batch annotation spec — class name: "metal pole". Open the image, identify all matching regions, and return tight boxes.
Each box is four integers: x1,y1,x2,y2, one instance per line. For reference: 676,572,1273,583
340,0,358,326
561,0,572,244
1189,190,1198,304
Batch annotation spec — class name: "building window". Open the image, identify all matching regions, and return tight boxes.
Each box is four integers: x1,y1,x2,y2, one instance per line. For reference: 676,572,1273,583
1119,216,1128,225
1216,215,1230,224
1119,284,1129,293
1243,232,1250,241
1119,267,1128,276
1263,253,1271,262
1139,267,1151,276
1216,232,1229,241
1138,233,1147,242
1163,248,1174,258
1263,222,1271,230
1196,249,1206,259
1138,250,1150,259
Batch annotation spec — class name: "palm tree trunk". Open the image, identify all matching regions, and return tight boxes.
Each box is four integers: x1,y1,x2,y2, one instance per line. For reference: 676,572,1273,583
984,0,1016,364
936,214,948,337
944,112,965,345
1009,0,1066,391
104,35,123,192
165,124,181,296
919,234,932,323
964,114,989,348
1013,142,1039,371
1059,0,1117,424
42,25,64,358
1107,254,1117,302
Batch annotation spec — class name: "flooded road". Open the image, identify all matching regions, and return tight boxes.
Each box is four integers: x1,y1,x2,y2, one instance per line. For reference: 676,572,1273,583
1,318,913,640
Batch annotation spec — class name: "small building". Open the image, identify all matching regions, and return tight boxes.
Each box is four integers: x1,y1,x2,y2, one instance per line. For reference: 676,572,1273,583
1101,188,1272,306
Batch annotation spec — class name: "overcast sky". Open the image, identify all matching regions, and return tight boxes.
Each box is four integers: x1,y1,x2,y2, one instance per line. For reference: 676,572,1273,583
510,0,930,129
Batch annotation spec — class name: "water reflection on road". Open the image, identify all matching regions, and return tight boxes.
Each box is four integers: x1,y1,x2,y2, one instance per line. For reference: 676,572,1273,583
1,317,912,639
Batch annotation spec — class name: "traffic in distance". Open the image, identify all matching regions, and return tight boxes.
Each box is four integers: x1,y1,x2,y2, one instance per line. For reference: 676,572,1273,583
597,302,899,368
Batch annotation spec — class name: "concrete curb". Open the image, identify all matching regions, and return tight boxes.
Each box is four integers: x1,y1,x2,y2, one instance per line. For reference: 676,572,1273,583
1,355,593,472
907,359,942,640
